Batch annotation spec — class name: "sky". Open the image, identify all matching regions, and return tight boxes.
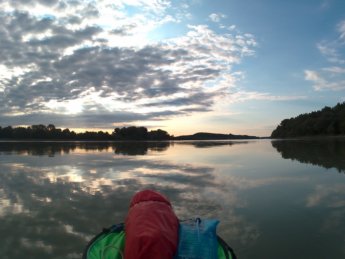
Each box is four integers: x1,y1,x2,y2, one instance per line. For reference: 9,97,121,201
0,0,345,137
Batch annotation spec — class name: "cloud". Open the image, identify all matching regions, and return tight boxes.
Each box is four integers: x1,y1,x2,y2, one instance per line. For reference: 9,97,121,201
208,13,227,23
317,42,345,64
304,70,325,84
322,66,345,74
228,91,306,102
304,70,345,91
338,20,345,40
305,19,345,92
0,111,152,129
314,19,345,64
228,25,236,31
0,0,257,128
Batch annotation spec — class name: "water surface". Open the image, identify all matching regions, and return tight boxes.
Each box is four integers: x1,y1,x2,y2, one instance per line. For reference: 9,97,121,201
1,139,345,259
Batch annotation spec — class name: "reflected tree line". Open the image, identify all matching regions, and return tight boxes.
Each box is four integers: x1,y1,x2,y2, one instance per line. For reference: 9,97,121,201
0,141,170,156
0,124,171,140
271,139,345,173
271,102,345,138
0,140,247,156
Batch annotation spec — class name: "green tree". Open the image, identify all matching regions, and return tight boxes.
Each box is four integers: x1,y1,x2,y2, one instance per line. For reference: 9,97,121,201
271,102,345,138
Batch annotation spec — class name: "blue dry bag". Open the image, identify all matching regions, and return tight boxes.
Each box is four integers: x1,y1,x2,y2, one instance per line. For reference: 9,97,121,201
175,218,219,259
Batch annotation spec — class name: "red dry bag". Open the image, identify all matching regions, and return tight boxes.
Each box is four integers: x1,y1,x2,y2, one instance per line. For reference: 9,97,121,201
124,190,179,259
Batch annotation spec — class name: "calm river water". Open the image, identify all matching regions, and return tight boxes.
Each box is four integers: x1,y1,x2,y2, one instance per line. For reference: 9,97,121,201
1,139,345,259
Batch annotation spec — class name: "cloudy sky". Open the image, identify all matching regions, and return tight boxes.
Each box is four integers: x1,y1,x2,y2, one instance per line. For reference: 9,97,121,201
0,0,345,136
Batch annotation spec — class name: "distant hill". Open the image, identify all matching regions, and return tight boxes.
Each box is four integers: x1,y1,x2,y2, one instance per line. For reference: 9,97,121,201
271,102,345,138
174,132,259,140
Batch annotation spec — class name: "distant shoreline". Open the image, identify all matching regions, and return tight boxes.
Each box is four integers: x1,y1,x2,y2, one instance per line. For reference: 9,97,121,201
0,138,262,142
0,125,263,141
2,135,345,143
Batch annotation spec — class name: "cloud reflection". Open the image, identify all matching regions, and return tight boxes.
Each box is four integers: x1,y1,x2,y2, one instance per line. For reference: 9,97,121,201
305,184,345,245
306,184,345,208
0,141,255,258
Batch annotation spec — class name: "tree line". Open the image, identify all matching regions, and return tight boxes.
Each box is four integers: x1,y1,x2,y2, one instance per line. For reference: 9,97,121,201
0,124,172,141
271,102,345,138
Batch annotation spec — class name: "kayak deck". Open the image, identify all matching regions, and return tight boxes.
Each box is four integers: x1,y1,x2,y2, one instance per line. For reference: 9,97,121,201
83,223,237,259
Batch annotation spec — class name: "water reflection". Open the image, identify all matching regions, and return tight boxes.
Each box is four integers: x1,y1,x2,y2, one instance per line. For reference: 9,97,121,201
113,141,170,155
177,140,250,148
0,140,247,157
2,140,345,258
271,138,345,173
306,184,345,208
0,141,254,259
0,141,171,156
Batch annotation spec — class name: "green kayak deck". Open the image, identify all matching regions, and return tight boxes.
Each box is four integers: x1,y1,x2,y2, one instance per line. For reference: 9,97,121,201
83,223,237,259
